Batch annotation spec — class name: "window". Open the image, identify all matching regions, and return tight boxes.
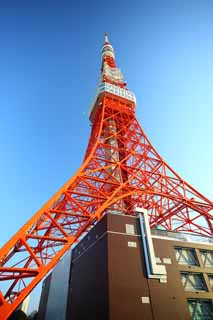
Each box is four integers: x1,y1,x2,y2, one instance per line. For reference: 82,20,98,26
155,257,161,264
125,224,135,235
175,247,198,266
163,258,172,264
188,299,213,320
128,241,137,248
200,250,213,267
141,297,150,304
181,272,207,292
208,274,213,290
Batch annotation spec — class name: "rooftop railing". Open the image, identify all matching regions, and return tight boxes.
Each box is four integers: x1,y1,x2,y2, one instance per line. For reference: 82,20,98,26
151,228,213,245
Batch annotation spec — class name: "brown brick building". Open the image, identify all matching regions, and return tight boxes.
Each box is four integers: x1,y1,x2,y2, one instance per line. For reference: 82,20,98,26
39,212,213,320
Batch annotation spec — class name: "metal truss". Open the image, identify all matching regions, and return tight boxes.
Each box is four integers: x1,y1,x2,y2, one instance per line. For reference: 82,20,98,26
0,91,212,319
0,33,213,318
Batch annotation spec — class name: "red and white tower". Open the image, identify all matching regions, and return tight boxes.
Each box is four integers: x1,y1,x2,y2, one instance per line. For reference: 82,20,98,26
0,35,212,319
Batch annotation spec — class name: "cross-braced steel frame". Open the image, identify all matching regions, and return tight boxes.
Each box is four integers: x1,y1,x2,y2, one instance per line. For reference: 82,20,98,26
1,33,213,318
0,91,212,319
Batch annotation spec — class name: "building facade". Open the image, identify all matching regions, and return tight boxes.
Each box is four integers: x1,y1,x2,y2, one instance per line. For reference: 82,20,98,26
17,295,30,315
39,212,213,320
38,251,72,320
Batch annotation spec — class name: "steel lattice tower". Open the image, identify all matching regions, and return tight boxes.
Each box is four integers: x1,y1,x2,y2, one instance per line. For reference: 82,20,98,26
0,34,213,319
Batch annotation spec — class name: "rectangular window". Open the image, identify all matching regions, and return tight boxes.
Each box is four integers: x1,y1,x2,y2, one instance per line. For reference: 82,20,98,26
175,247,198,266
200,250,213,267
188,299,213,320
163,258,172,264
155,257,161,264
208,274,213,290
181,272,207,292
125,224,135,235
128,241,137,248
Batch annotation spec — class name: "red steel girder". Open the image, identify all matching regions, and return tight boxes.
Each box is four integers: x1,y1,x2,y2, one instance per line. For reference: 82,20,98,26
0,53,213,320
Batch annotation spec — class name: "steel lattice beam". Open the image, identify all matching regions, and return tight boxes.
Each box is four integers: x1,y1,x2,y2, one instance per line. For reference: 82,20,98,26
0,35,212,319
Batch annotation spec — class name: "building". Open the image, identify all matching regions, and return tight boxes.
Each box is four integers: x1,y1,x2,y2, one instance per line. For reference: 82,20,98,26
39,211,213,320
1,32,213,320
38,251,72,320
18,295,30,315
37,34,213,320
38,274,51,320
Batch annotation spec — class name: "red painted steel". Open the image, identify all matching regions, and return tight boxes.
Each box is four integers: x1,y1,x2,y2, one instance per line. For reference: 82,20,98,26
0,35,212,319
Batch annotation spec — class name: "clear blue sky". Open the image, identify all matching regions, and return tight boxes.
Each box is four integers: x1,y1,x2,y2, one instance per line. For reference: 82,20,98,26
0,0,213,313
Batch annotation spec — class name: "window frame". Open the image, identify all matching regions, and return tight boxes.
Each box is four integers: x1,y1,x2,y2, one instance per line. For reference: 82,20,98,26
180,272,207,292
200,250,213,268
187,299,213,320
175,246,199,266
208,274,213,291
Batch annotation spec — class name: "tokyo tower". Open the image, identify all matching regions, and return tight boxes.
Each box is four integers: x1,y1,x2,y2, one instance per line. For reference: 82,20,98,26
0,34,213,320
